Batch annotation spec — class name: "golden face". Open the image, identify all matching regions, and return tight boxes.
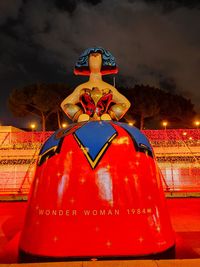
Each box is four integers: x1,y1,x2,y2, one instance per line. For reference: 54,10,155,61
88,52,102,72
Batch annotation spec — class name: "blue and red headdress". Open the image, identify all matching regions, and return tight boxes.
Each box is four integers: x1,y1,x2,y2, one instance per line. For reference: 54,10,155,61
74,47,118,76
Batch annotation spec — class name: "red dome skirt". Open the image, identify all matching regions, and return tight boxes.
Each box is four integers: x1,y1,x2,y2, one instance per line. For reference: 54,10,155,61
19,121,175,260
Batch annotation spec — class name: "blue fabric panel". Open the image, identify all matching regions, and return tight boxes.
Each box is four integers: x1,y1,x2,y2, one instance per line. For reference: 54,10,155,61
39,130,60,155
74,121,116,160
39,123,79,155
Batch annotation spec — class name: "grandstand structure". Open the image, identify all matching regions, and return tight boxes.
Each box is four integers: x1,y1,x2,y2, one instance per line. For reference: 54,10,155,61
0,129,51,195
0,127,200,195
144,129,200,192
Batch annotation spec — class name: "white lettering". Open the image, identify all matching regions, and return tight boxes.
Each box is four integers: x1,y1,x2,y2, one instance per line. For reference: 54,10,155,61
92,210,98,215
72,210,77,216
39,209,44,215
99,210,106,215
84,210,90,215
114,209,120,215
107,209,113,215
52,210,57,215
59,210,63,216
45,210,50,216
65,210,69,216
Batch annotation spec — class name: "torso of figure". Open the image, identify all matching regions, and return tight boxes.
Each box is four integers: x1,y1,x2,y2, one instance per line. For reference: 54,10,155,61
61,52,131,122
80,87,112,119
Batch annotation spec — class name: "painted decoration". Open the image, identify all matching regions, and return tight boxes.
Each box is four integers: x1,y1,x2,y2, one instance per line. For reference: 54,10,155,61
19,121,175,260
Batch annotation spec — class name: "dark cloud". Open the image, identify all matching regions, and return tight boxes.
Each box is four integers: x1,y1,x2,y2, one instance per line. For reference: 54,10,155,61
0,0,23,25
0,0,200,126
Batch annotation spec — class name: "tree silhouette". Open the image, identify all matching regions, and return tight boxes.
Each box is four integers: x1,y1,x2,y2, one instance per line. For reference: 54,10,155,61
8,83,71,131
122,85,160,129
122,84,195,129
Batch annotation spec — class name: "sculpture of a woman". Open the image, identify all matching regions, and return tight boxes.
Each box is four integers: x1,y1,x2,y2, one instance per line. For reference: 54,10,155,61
19,47,175,262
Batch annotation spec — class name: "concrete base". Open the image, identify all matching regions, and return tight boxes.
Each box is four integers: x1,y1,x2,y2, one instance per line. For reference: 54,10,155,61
1,259,200,267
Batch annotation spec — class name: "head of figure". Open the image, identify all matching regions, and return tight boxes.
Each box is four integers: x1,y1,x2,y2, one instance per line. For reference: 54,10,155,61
74,47,118,76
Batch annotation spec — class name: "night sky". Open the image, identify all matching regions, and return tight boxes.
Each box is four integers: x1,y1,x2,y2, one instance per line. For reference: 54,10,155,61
0,0,200,128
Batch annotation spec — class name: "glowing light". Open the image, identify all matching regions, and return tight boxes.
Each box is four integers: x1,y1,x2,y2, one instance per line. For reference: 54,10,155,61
106,240,112,247
138,237,144,243
162,121,168,130
182,132,187,136
124,177,129,183
106,164,111,170
69,198,75,204
30,123,36,131
79,177,86,184
95,227,100,232
194,120,200,128
53,236,58,242
62,123,68,129
156,226,161,232
128,122,134,126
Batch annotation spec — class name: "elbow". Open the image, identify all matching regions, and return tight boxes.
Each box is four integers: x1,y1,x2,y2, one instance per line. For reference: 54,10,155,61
124,99,131,111
60,101,65,110
122,101,131,111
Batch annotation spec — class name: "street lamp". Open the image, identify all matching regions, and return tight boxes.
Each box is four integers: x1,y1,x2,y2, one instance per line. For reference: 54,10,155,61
62,123,68,129
30,123,36,145
194,120,200,129
162,121,168,130
30,123,36,131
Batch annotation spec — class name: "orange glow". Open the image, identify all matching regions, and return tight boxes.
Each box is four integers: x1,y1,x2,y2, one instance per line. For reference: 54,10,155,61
194,121,200,128
62,123,68,129
30,123,36,130
162,121,168,127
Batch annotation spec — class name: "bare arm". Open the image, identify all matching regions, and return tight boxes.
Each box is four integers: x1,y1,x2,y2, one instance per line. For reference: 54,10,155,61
61,86,83,109
60,86,84,121
105,85,131,120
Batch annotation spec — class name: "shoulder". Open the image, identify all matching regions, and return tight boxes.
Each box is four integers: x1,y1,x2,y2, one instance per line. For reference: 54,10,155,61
73,82,90,92
101,81,116,91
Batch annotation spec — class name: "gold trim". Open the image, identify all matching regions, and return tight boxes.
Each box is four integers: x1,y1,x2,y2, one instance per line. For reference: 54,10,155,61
74,133,117,169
